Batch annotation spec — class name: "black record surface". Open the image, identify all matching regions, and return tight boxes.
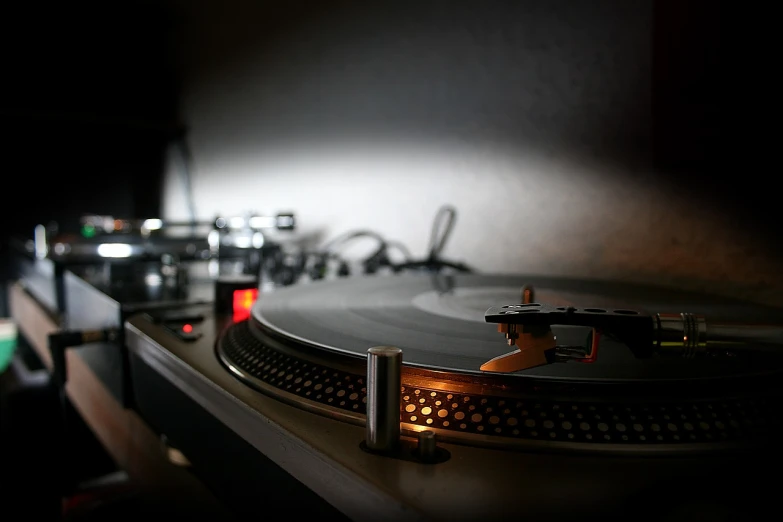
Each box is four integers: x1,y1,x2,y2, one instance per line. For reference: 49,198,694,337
253,274,783,381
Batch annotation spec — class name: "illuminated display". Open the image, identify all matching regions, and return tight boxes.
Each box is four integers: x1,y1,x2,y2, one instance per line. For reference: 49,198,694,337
81,224,97,238
96,243,133,258
233,288,259,322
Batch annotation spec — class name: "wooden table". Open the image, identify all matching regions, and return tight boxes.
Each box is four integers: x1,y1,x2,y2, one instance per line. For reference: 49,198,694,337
7,281,231,517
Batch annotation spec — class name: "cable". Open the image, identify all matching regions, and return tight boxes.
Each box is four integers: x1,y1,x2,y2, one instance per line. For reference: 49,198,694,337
302,205,468,280
385,240,413,262
322,230,387,255
319,230,390,276
392,258,472,273
427,205,457,261
392,205,472,274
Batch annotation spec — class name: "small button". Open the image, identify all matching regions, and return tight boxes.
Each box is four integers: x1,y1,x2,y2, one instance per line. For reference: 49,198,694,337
163,322,203,342
177,331,202,342
177,323,201,341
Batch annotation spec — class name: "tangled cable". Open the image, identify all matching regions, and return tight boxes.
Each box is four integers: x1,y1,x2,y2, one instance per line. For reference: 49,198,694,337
304,205,472,279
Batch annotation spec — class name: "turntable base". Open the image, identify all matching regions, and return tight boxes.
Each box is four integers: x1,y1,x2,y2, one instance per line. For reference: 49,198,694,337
214,274,783,453
127,305,782,521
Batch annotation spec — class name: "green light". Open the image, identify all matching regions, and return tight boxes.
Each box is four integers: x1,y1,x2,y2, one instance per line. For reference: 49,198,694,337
82,224,96,238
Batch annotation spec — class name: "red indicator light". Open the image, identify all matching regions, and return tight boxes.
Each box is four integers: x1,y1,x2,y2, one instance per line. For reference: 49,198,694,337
182,324,193,333
233,288,259,322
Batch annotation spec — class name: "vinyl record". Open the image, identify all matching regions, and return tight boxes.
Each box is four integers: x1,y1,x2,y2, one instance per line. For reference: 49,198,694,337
253,273,783,382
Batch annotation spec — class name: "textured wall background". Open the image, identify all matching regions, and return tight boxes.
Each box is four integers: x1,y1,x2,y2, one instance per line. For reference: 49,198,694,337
161,0,780,305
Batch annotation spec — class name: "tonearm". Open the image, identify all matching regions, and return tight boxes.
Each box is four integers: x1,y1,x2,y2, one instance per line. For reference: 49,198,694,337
482,286,783,373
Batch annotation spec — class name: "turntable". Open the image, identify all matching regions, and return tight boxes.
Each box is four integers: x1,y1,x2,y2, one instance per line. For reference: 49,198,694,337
7,211,305,404
125,274,783,521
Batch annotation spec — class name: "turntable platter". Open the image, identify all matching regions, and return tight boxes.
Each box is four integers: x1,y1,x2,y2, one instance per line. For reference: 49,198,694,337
253,274,783,381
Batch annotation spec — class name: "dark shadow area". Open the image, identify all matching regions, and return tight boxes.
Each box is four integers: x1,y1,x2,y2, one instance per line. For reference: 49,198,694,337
653,1,774,250
1,1,183,519
0,338,118,520
0,0,181,247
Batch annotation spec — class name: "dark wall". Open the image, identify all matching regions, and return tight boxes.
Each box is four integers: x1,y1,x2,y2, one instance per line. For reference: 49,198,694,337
2,1,773,299
175,0,653,166
0,0,730,242
653,1,726,198
653,3,775,246
653,0,720,175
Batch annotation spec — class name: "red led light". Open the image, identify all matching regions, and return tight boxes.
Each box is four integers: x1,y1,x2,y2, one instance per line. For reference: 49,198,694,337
233,288,259,322
182,324,193,333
